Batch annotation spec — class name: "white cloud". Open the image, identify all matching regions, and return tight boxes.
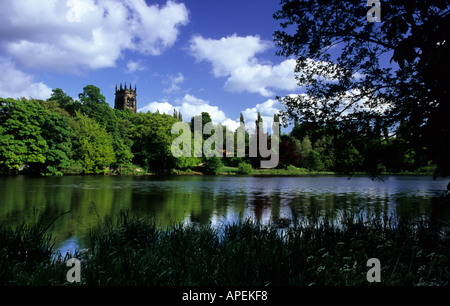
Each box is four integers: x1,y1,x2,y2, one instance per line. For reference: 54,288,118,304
163,73,185,94
241,99,283,132
175,94,207,106
137,94,283,133
126,60,146,74
0,58,52,100
179,103,227,125
137,101,174,114
0,0,189,73
221,118,241,133
138,94,238,130
138,94,227,124
189,34,297,97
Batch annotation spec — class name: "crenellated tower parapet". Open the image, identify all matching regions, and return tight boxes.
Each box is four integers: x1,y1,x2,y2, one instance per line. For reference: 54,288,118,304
115,83,137,113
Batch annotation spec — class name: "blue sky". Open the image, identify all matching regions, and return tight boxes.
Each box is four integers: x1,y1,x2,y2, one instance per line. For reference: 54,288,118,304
0,0,302,132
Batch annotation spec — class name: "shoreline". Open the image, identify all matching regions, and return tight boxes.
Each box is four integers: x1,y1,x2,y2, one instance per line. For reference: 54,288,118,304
0,170,439,177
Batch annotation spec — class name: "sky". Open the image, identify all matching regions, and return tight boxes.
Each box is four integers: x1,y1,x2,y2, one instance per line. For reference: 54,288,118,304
0,0,303,132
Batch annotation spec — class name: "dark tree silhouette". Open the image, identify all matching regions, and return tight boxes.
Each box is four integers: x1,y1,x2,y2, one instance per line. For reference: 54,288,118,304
274,0,450,178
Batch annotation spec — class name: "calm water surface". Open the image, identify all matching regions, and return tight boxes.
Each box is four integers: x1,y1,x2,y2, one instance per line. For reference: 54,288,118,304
0,175,448,255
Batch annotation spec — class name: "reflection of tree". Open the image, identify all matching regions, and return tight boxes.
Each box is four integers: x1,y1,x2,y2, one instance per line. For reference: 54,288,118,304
0,175,444,251
248,192,271,223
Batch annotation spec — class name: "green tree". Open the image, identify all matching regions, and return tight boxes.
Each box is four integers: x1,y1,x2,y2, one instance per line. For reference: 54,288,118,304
273,113,281,140
38,110,73,175
298,135,312,167
78,86,133,166
313,135,335,171
203,156,223,175
78,85,106,113
274,0,450,177
335,143,363,174
0,99,48,174
71,112,116,174
240,112,245,125
305,150,324,172
0,98,72,175
237,162,253,175
173,126,201,170
48,88,80,115
131,112,179,173
250,112,265,168
190,112,213,140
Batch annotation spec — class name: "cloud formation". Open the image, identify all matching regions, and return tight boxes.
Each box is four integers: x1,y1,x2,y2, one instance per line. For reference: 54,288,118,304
0,0,189,73
126,60,147,74
138,94,230,129
163,73,185,94
0,58,52,100
189,34,297,97
241,99,284,131
137,94,283,133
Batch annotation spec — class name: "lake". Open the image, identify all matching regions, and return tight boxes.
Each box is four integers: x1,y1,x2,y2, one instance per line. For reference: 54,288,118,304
0,175,448,255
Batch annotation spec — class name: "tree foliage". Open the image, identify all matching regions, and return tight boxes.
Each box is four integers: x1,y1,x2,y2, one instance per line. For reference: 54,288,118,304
130,112,179,173
274,0,450,177
0,80,440,176
71,112,116,174
0,98,72,175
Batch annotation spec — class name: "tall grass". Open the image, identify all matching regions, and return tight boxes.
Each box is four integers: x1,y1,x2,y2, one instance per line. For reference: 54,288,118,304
0,208,70,285
1,209,449,286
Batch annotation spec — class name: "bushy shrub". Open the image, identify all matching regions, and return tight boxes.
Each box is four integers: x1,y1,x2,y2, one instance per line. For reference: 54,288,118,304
238,162,253,175
287,164,299,172
203,156,223,175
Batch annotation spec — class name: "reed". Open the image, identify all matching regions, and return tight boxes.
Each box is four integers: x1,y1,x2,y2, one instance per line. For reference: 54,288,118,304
1,209,449,286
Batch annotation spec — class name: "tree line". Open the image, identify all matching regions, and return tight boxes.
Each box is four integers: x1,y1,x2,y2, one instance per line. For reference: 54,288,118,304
0,84,435,176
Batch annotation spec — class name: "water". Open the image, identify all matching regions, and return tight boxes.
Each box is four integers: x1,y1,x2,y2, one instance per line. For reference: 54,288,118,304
0,175,448,255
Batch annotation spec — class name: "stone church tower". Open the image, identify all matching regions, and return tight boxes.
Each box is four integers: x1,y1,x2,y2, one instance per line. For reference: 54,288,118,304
115,83,137,113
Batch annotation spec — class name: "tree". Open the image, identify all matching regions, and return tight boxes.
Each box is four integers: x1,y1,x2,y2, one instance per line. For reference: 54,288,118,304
77,86,133,166
298,136,312,164
240,112,245,125
0,99,48,174
190,112,212,138
48,88,80,115
279,136,302,168
313,135,335,171
71,112,116,174
131,112,179,173
305,149,324,172
335,143,363,174
273,113,281,142
79,85,106,105
250,112,264,168
0,98,72,175
203,156,223,175
274,0,450,177
38,110,73,175
237,162,253,175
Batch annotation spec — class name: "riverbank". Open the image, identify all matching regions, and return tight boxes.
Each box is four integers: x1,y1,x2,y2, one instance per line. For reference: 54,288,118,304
1,209,449,286
1,163,438,177
106,164,437,177
178,167,437,177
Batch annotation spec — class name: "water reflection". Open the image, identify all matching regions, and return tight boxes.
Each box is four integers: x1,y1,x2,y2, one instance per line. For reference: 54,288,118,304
0,175,448,255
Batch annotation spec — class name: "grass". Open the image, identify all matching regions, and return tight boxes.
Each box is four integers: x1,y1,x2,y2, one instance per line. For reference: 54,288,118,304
1,209,449,286
217,165,335,176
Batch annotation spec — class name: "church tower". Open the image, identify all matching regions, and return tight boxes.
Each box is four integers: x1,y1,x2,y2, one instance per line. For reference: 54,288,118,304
115,83,137,113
